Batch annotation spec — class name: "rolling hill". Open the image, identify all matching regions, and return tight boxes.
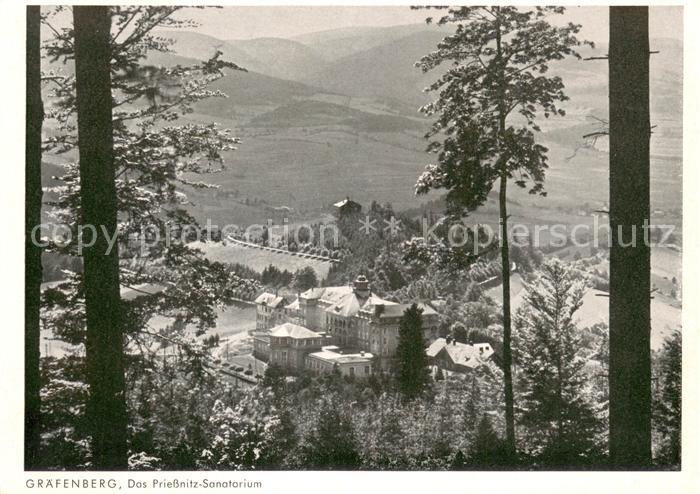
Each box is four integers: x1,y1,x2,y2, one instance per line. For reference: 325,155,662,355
292,22,446,60
41,24,682,228
225,37,330,82
301,30,447,110
248,100,427,132
157,30,330,83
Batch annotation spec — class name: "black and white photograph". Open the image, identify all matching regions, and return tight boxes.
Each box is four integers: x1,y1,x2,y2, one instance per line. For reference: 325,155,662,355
1,1,698,492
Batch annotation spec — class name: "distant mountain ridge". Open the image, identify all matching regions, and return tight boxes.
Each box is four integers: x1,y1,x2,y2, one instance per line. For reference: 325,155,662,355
42,23,680,222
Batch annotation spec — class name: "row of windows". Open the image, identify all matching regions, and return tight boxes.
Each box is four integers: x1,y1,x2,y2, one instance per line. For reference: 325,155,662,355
271,337,321,346
306,360,371,376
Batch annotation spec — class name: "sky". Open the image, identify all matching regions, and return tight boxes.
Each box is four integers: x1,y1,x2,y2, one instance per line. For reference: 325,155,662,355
173,5,684,43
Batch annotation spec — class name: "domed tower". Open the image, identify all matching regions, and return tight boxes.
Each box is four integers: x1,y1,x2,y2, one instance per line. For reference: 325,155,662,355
353,274,371,299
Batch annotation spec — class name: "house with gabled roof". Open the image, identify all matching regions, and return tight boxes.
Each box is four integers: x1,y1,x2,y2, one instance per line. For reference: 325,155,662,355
254,292,288,330
332,196,362,217
426,337,494,373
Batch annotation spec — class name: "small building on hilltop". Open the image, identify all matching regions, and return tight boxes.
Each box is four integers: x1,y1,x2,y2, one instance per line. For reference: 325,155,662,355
333,197,362,217
426,337,494,373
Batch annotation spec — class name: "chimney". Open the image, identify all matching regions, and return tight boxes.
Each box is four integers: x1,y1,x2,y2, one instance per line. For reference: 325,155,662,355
453,339,456,346
360,350,365,356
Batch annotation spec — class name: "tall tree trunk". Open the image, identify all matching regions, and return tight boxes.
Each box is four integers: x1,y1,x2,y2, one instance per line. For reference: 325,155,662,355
495,8,516,459
608,6,652,468
73,6,127,470
499,173,516,459
25,4,44,470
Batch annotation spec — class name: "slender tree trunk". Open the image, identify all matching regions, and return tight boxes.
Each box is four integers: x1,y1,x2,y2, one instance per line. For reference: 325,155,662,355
494,8,516,459
73,6,128,470
499,173,516,459
25,4,44,470
608,6,652,468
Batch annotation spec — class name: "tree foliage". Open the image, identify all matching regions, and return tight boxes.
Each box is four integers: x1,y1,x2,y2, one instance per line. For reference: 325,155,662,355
652,330,681,468
414,6,591,211
301,397,361,470
40,5,250,364
414,6,591,458
292,266,319,292
395,304,431,400
514,258,602,464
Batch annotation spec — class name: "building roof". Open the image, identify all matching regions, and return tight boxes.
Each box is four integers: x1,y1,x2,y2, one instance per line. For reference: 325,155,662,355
300,285,354,303
254,292,286,308
374,302,438,320
270,322,320,339
285,298,300,311
426,338,494,368
308,346,374,365
325,291,396,318
333,198,361,209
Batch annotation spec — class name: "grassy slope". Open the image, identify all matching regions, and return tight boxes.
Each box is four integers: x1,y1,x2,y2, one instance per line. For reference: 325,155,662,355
191,241,332,279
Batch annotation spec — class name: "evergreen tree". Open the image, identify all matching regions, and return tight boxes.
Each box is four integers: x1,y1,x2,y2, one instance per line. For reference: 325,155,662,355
608,6,652,467
40,5,247,468
302,398,361,469
435,367,445,381
471,414,507,467
25,4,43,470
514,258,602,465
451,449,467,470
653,330,681,467
73,6,128,469
414,6,591,458
395,304,430,400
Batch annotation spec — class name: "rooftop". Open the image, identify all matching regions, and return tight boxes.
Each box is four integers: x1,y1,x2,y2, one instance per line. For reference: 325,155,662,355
300,285,354,303
270,322,321,339
375,302,438,319
426,338,494,368
254,292,286,308
308,346,374,364
333,197,360,209
327,291,396,318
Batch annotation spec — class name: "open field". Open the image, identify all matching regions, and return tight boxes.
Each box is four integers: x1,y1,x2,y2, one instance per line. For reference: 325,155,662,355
191,240,332,279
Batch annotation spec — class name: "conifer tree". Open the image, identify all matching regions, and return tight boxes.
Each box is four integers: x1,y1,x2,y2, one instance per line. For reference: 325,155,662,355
514,258,601,465
395,304,430,400
471,414,506,466
414,6,591,458
608,6,652,467
302,397,361,470
40,5,248,468
25,4,43,470
653,330,681,467
72,6,127,469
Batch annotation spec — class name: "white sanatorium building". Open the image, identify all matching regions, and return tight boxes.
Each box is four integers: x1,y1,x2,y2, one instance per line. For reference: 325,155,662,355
253,275,440,374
